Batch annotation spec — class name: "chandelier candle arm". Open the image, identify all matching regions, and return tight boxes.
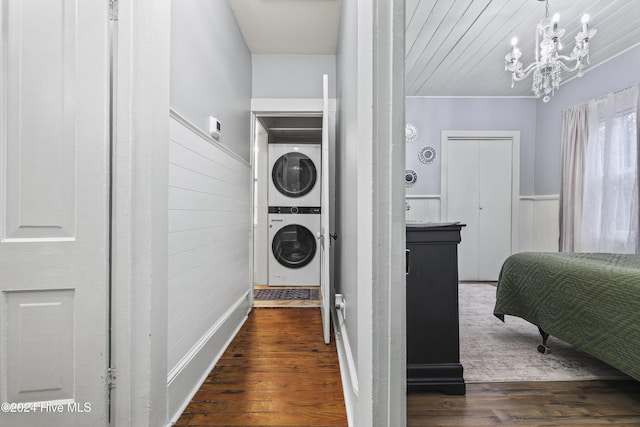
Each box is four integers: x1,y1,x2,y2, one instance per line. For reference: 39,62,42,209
504,0,596,102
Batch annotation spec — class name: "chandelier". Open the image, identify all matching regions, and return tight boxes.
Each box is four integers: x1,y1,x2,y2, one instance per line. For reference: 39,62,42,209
504,0,597,102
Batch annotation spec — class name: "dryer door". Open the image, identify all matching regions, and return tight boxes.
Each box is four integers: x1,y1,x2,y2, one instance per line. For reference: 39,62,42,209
271,152,317,198
272,224,317,268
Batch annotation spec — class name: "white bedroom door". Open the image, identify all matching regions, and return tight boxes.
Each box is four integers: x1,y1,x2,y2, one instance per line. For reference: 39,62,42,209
445,138,513,281
0,1,111,425
320,74,331,344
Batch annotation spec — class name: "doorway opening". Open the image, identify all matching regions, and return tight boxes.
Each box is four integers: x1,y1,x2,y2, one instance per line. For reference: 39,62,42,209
252,114,324,308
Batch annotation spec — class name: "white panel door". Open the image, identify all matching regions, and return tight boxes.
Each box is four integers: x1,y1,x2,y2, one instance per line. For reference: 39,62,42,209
446,140,480,281
445,139,512,281
320,74,330,344
478,140,512,280
0,0,110,425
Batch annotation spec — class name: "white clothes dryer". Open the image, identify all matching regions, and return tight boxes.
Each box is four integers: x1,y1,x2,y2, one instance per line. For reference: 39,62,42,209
268,143,321,207
268,207,321,286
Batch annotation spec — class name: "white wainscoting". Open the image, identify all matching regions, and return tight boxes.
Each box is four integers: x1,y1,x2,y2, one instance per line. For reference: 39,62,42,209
167,111,252,422
405,194,559,253
405,195,441,222
518,195,560,252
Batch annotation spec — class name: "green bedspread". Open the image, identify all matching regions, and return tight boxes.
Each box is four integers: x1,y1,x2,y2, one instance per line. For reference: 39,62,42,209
494,252,640,381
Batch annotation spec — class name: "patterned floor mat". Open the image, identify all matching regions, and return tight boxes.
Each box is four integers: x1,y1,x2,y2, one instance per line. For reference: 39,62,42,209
254,288,319,301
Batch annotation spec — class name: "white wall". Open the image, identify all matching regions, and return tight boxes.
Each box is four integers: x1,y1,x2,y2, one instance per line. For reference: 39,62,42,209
335,1,406,424
171,0,252,162
168,0,253,422
252,54,336,99
335,0,361,422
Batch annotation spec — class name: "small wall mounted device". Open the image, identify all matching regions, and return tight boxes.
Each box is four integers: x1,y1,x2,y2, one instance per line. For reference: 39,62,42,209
209,116,221,140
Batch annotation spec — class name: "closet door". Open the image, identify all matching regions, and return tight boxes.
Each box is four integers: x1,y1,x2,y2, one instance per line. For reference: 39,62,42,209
477,140,512,280
447,140,480,281
445,139,512,281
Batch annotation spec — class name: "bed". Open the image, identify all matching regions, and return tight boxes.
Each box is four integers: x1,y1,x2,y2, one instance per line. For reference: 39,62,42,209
493,252,640,382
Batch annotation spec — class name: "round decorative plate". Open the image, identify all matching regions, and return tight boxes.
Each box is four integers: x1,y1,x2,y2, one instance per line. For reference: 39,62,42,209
418,146,437,164
405,169,417,187
405,123,418,143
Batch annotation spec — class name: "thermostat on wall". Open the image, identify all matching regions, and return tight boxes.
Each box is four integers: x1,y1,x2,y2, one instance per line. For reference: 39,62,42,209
209,117,221,140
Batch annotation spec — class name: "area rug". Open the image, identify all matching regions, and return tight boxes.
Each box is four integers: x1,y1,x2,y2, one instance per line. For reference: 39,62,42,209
254,288,319,301
459,282,631,383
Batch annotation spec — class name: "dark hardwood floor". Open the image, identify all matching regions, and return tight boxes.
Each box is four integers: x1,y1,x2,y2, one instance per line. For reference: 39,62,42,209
175,307,640,426
174,308,348,427
408,380,640,426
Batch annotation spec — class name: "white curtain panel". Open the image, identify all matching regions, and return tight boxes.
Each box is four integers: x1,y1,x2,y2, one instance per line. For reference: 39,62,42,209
580,85,639,253
560,104,589,252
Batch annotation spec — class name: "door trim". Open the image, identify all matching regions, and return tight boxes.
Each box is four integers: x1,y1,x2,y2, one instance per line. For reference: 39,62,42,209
440,130,521,254
250,102,335,302
110,1,170,426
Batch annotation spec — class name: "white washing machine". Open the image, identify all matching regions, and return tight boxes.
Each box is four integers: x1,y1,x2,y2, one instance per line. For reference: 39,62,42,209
268,143,321,207
268,207,321,286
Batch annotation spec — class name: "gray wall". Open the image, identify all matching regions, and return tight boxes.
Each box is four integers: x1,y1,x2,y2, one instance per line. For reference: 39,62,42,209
405,97,537,195
168,0,253,420
335,0,359,377
252,54,336,99
535,44,640,195
170,0,252,162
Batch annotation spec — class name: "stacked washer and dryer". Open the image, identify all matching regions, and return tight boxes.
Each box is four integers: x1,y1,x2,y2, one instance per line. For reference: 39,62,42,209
268,142,322,286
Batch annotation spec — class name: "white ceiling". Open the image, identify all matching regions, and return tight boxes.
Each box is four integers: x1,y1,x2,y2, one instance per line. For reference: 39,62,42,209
406,0,640,97
229,0,640,97
228,0,341,55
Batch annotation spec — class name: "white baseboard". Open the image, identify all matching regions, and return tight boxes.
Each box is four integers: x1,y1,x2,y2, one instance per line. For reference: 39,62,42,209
167,292,251,424
332,308,357,427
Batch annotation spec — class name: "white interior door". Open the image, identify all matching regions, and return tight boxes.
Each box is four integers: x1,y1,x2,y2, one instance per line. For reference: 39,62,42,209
320,74,331,344
478,140,513,280
445,139,513,281
447,140,480,281
0,1,110,425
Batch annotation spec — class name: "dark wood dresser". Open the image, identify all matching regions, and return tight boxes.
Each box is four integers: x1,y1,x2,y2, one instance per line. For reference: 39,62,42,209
406,222,465,395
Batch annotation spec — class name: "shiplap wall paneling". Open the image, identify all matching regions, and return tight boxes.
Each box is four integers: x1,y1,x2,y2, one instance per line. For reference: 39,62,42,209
533,196,560,252
167,114,252,420
518,196,559,252
405,196,440,222
518,198,535,252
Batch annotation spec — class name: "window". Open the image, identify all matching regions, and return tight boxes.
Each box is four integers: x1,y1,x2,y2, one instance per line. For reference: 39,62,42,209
581,88,638,253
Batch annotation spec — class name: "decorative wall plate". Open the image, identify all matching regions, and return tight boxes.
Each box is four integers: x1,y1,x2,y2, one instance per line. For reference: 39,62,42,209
418,146,437,164
405,123,418,143
405,169,417,187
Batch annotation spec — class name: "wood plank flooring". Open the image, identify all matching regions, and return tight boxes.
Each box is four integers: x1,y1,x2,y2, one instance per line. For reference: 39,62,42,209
175,306,640,426
174,308,347,427
408,380,640,426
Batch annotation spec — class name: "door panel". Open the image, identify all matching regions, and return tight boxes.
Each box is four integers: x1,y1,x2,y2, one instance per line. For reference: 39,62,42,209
320,74,330,344
445,138,513,281
478,140,513,280
446,140,480,281
1,0,110,424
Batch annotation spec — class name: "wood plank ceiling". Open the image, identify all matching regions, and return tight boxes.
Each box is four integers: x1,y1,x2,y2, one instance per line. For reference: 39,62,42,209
405,0,640,97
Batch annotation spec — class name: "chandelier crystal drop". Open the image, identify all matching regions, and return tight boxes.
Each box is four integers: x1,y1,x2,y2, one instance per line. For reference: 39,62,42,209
504,0,596,102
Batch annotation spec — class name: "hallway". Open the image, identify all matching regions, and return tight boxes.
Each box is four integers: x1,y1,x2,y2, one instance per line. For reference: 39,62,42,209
174,308,348,426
